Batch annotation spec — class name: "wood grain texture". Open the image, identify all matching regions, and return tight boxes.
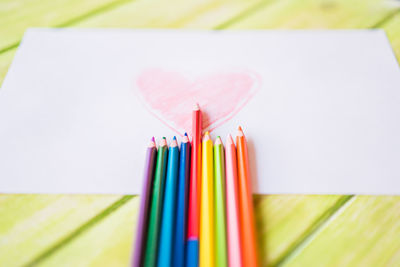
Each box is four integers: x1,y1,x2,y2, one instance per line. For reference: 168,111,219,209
0,0,133,52
33,197,139,267
382,11,400,60
0,195,122,267
254,195,348,266
0,49,15,85
227,0,397,29
284,196,400,267
75,0,267,28
25,195,344,266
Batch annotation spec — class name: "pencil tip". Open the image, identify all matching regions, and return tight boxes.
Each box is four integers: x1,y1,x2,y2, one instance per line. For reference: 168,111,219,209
163,137,166,139
160,138,167,146
184,132,188,136
149,137,156,147
182,134,189,143
215,136,222,145
171,138,178,147
193,103,200,110
227,134,234,145
173,136,176,140
203,132,211,141
237,127,244,137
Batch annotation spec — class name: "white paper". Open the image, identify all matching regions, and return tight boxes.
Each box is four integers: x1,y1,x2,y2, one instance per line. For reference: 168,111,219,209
1,28,400,195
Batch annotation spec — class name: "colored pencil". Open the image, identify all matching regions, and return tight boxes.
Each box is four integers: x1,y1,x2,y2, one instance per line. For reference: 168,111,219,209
132,137,157,267
225,134,242,267
158,136,180,267
143,137,168,267
173,133,191,267
187,103,202,267
214,136,228,267
200,131,215,267
236,127,258,267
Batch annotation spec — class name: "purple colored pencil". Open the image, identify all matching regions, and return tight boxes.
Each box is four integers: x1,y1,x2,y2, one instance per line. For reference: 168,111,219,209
131,137,157,267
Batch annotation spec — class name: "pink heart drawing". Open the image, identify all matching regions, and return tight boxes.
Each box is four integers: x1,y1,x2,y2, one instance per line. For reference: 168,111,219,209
135,68,261,136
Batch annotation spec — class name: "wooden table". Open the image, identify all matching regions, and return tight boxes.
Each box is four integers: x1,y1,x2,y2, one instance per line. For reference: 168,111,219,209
1,0,400,266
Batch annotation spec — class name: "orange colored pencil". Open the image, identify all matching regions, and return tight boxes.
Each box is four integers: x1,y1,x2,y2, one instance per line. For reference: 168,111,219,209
236,126,258,267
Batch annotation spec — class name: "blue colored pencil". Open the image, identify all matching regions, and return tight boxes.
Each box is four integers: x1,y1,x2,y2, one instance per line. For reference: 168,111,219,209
173,133,191,267
157,136,180,267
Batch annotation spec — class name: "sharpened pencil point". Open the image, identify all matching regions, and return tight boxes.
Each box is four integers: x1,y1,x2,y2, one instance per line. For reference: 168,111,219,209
171,138,178,147
215,136,222,145
203,132,211,141
149,137,157,147
160,138,167,147
182,134,189,143
173,136,177,140
226,134,234,145
237,127,244,137
184,132,188,136
193,103,200,110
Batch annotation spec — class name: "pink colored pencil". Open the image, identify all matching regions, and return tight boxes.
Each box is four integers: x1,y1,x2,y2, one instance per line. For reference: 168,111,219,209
225,134,242,267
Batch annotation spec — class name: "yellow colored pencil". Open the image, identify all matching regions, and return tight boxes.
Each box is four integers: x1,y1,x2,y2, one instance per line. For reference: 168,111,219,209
199,131,215,267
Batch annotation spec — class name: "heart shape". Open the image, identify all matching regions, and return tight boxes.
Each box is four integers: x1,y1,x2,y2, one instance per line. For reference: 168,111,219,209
135,68,261,135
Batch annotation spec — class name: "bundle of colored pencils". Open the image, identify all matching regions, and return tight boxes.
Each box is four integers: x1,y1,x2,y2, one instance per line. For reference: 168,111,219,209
132,104,258,267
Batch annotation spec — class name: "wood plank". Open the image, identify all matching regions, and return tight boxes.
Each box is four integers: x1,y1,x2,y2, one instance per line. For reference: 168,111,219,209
33,195,343,266
74,0,266,28
0,49,15,85
0,0,131,52
381,11,400,60
226,0,397,29
284,196,400,266
29,197,140,267
0,194,123,267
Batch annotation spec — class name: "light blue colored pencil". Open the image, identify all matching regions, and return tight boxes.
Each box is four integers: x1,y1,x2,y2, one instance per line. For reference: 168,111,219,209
157,136,180,267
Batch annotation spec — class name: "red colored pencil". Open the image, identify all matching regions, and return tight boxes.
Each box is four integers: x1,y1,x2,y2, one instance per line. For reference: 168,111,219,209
187,103,202,267
236,126,258,267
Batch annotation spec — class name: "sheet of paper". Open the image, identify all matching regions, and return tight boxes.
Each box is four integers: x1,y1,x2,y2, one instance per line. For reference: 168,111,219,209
0,29,399,195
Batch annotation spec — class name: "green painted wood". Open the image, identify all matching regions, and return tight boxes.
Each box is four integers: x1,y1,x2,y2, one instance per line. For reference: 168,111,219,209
0,0,133,52
226,0,397,29
0,50,16,85
284,196,400,267
75,0,268,28
33,197,140,267
254,195,349,266
0,195,122,267
30,195,343,266
382,11,400,60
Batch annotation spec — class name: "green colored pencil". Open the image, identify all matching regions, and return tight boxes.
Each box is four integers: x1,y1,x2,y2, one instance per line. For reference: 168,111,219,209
143,137,168,267
214,136,228,267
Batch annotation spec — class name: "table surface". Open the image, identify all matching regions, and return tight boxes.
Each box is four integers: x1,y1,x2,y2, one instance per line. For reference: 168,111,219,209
1,0,400,266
